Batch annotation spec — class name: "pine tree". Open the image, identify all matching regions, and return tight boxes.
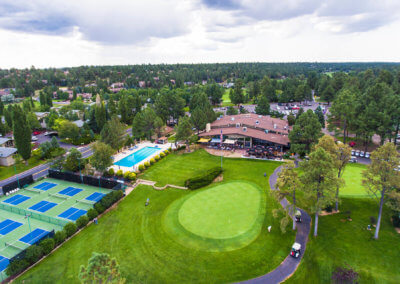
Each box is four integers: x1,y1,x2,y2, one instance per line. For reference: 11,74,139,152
12,106,32,164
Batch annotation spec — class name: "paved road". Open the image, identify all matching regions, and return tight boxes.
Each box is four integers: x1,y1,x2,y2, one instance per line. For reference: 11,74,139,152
0,145,93,189
242,166,311,284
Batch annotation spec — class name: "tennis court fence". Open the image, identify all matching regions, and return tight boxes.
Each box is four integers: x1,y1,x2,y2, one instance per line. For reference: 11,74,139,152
1,175,34,195
0,203,68,227
48,169,123,190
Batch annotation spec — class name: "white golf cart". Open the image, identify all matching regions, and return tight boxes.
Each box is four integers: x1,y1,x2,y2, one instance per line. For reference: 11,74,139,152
295,210,302,222
290,242,301,258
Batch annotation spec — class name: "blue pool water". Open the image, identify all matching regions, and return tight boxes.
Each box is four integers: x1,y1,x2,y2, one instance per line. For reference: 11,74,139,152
114,147,162,167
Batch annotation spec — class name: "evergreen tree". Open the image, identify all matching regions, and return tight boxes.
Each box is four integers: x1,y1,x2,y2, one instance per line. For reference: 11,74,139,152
100,116,125,150
314,106,325,128
95,102,107,132
255,95,270,115
175,116,193,151
12,106,32,164
79,252,125,284
191,107,208,134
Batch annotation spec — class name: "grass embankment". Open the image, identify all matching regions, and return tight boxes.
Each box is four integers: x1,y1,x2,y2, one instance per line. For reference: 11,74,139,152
0,157,45,181
17,150,294,283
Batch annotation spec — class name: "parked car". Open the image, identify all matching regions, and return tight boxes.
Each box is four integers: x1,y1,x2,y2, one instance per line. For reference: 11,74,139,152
355,150,360,157
351,150,355,156
365,152,370,159
360,151,365,158
350,156,357,163
31,136,38,141
33,131,42,135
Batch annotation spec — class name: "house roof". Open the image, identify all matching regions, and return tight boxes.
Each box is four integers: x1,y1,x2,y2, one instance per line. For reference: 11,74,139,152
211,113,290,135
0,137,10,145
199,127,290,146
0,147,17,157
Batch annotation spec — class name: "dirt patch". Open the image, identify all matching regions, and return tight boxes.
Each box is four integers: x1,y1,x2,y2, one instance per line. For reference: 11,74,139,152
213,173,224,183
395,228,400,234
320,210,340,216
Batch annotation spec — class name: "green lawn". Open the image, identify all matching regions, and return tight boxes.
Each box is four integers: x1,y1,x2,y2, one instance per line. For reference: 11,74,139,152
287,198,400,283
341,163,370,197
17,150,295,283
0,157,45,181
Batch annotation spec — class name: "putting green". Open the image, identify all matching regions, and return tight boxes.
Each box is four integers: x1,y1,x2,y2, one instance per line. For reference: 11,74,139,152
179,182,261,239
163,181,266,252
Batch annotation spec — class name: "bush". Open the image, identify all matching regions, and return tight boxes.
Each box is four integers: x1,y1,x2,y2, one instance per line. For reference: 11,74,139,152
25,245,43,264
168,147,172,152
6,259,29,276
40,238,55,255
185,167,222,190
154,155,160,161
99,190,124,209
76,215,89,229
138,164,145,171
64,222,77,238
160,152,166,158
150,158,156,164
370,216,377,225
392,214,400,228
123,171,131,179
144,161,150,168
116,169,123,177
164,149,169,154
94,202,106,214
324,205,333,213
54,230,66,245
87,208,98,221
108,168,115,176
129,172,136,180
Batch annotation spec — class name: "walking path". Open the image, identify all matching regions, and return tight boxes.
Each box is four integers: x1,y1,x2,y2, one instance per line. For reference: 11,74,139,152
132,179,188,191
242,166,311,284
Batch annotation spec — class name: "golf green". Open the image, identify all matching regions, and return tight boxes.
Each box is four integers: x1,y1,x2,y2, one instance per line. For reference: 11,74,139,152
163,181,266,252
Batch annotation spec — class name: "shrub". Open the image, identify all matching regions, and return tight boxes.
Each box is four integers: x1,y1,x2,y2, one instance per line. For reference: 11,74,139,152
164,149,169,154
87,208,98,221
168,147,172,152
160,152,166,158
6,259,29,276
370,216,377,225
392,214,400,228
116,169,123,177
324,205,333,212
40,238,55,255
185,167,222,190
129,172,136,180
108,168,115,176
25,245,43,264
144,161,150,168
54,230,66,245
154,155,160,161
76,215,89,229
99,190,124,209
138,164,145,171
150,158,156,164
64,222,77,238
94,203,106,214
123,171,131,179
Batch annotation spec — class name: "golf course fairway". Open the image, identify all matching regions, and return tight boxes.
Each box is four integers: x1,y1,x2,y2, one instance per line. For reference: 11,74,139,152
163,181,266,252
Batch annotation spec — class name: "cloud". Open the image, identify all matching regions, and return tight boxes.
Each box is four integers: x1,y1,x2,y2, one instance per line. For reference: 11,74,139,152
0,0,193,45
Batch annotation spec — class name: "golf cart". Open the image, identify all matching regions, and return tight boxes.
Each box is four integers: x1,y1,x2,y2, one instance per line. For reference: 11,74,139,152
290,242,301,258
295,210,302,222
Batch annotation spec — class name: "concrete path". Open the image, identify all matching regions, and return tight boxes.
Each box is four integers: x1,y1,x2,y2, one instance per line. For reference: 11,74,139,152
134,179,188,190
242,166,311,284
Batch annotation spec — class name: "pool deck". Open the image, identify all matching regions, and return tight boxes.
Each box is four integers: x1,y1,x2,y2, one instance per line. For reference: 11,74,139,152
110,142,172,173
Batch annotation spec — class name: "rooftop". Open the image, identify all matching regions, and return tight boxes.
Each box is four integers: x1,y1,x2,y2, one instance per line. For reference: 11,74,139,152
0,147,17,157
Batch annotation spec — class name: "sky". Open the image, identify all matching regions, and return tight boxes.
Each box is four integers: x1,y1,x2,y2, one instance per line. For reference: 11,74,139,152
1,0,400,68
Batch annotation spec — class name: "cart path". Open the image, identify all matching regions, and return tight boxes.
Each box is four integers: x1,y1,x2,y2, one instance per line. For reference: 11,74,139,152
241,165,311,284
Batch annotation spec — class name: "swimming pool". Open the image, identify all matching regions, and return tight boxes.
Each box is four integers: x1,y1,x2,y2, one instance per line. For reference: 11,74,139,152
114,147,162,167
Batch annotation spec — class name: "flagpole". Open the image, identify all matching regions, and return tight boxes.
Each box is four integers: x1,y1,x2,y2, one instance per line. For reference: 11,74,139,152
220,129,223,169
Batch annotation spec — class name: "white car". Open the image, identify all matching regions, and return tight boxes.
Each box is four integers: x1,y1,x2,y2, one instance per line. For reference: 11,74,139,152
31,136,38,141
365,152,370,159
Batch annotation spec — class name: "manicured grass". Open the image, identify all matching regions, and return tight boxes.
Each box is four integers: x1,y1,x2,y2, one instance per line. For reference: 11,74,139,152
0,157,45,181
179,181,262,239
340,163,370,197
17,150,295,283
287,198,400,283
222,89,231,103
141,150,220,186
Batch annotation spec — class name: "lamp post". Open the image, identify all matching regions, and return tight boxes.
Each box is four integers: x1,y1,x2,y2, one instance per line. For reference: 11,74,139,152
14,163,20,188
25,214,32,235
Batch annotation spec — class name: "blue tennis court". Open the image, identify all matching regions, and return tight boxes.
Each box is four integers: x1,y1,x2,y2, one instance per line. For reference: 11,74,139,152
86,192,105,202
2,194,31,205
58,187,83,197
34,182,57,191
0,219,23,235
0,256,9,272
58,207,87,221
19,228,50,245
29,201,58,213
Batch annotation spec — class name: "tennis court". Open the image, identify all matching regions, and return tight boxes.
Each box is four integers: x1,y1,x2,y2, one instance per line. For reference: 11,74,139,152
0,178,111,278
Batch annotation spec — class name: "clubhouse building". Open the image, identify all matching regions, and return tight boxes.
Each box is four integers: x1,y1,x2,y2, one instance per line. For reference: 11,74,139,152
199,113,290,150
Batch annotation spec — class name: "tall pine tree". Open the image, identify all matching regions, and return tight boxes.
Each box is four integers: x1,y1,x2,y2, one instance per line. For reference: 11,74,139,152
12,106,32,164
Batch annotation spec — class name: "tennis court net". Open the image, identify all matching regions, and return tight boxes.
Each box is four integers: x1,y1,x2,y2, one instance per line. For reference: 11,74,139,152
76,199,95,206
25,188,41,194
48,193,69,200
4,241,29,252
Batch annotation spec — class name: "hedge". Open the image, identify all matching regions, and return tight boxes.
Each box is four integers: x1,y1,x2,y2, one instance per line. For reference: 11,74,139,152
87,208,98,221
184,167,223,190
144,161,150,168
138,164,145,171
